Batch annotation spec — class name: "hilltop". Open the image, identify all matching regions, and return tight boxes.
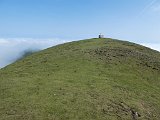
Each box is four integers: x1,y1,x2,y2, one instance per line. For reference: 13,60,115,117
0,38,160,120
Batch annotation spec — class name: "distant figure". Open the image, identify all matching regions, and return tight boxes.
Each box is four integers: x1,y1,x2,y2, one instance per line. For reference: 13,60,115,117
99,33,104,38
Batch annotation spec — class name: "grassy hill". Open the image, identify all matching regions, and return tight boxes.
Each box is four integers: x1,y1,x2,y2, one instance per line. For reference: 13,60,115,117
0,38,160,120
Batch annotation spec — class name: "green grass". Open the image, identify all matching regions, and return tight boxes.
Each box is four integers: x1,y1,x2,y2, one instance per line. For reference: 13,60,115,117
0,38,160,120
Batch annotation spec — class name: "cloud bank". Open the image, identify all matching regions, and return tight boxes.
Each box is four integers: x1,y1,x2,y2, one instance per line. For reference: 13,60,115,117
0,38,70,68
141,43,160,52
0,38,159,68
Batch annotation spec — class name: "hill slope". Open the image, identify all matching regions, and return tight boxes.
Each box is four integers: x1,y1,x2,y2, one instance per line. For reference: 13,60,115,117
0,38,160,120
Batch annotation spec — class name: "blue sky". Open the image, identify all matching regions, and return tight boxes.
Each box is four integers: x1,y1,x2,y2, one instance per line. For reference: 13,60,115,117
0,0,160,41
0,0,160,67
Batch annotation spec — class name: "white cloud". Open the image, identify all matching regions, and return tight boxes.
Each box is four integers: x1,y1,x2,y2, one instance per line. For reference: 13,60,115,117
0,38,159,69
138,0,160,16
141,43,160,51
0,38,70,68
139,0,157,16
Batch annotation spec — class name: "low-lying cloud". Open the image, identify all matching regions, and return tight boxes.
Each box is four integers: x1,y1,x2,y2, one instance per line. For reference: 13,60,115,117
0,38,159,68
141,43,160,52
0,38,70,68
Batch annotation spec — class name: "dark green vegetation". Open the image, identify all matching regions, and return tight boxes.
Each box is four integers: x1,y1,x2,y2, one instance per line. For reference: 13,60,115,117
0,38,160,120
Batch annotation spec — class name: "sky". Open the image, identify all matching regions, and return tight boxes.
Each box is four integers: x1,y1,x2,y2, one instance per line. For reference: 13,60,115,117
0,0,160,68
